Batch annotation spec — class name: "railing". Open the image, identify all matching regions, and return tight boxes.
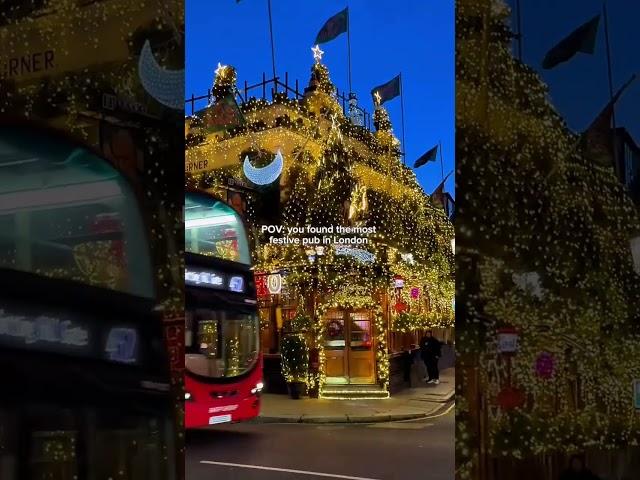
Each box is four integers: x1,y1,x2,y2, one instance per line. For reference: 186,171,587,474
186,73,374,132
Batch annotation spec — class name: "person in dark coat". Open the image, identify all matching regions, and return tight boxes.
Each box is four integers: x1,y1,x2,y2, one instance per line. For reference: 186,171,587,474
419,331,442,384
559,454,601,480
401,348,412,384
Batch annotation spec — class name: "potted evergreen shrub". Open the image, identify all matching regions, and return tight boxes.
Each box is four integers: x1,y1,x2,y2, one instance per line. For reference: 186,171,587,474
291,308,320,397
280,333,309,399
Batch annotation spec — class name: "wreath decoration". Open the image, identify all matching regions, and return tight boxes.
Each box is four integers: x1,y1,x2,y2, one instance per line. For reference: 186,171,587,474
327,319,343,337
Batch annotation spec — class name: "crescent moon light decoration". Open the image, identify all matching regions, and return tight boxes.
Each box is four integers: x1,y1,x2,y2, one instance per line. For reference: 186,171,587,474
138,40,184,110
243,149,284,185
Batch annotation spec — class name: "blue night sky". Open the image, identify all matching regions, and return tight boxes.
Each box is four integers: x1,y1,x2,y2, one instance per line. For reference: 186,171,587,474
186,0,455,196
510,0,639,142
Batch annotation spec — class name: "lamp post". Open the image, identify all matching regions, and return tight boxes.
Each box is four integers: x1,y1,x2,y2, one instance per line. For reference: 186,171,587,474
305,245,326,313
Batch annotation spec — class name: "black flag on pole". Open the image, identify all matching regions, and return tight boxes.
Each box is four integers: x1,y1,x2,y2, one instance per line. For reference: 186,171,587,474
414,145,438,169
430,171,452,208
314,7,349,45
542,15,600,69
371,75,401,105
582,74,637,166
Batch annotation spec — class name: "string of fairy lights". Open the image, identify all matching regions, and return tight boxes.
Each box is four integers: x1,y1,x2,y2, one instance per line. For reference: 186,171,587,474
456,0,640,476
186,57,454,394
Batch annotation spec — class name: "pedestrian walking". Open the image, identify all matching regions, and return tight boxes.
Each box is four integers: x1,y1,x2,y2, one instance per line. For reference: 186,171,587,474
419,331,442,384
559,454,601,480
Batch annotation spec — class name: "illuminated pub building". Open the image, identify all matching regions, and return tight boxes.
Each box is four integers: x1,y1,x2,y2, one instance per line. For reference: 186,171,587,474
185,60,454,398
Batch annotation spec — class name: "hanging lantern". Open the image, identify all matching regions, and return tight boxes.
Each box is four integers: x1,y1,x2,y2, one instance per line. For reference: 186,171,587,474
394,301,408,314
496,385,525,411
255,273,269,298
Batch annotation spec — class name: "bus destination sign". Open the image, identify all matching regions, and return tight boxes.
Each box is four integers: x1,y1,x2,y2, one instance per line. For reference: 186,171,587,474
0,305,140,366
185,267,245,293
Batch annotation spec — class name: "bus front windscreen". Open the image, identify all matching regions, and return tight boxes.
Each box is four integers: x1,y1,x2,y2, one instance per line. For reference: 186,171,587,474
0,127,154,299
185,309,259,378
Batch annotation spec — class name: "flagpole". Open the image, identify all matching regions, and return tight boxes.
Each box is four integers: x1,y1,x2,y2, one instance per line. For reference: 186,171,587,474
438,141,444,180
515,0,523,61
400,73,407,165
267,0,277,85
347,6,353,93
602,1,618,178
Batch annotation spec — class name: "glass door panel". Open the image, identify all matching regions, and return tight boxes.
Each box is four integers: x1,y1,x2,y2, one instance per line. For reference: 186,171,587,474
347,312,375,384
324,310,347,384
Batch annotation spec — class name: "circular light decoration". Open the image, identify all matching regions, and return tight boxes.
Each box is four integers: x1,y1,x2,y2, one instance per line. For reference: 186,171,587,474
243,149,284,185
267,273,283,294
138,40,184,110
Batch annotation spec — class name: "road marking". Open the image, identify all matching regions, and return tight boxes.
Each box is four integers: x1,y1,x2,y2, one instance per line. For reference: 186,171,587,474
199,461,382,480
389,402,455,424
367,422,434,429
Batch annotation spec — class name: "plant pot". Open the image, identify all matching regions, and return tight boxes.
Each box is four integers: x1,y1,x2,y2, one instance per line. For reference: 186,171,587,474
287,381,307,399
307,384,319,398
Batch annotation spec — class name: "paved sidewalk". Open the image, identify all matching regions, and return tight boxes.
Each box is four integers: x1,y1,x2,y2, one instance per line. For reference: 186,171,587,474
255,367,454,424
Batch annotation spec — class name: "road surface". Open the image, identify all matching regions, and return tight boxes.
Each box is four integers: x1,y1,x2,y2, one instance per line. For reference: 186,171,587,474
186,403,454,480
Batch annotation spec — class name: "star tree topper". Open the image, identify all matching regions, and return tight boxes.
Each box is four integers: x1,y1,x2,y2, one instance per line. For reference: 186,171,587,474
215,62,228,77
373,91,382,107
312,44,324,63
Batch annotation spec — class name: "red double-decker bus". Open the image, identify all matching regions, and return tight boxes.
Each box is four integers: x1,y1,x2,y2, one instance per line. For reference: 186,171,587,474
184,191,262,428
0,123,176,478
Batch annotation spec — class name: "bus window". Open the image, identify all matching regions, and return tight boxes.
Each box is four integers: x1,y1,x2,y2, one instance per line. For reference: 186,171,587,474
185,309,259,378
0,127,154,299
184,193,251,265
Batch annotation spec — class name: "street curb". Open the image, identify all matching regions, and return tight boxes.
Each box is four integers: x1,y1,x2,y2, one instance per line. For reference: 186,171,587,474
413,390,455,404
254,393,454,424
